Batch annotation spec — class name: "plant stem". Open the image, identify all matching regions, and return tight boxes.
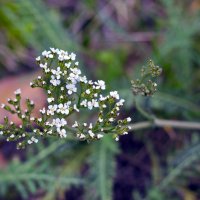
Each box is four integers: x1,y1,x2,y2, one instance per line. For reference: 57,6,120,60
134,98,155,121
128,119,200,131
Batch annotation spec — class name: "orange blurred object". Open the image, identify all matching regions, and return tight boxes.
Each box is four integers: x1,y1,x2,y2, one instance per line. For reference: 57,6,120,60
190,0,200,12
0,72,46,124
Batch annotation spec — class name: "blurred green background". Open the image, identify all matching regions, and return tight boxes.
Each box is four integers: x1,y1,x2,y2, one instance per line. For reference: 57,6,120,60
0,0,200,199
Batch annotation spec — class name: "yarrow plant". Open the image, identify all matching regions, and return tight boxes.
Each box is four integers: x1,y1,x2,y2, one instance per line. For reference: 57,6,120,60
0,48,132,149
131,60,162,96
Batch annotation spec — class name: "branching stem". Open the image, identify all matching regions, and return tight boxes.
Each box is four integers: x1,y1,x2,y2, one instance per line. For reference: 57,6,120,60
128,119,200,131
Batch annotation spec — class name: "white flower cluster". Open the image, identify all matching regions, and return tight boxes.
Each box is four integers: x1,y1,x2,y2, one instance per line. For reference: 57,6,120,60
0,48,132,148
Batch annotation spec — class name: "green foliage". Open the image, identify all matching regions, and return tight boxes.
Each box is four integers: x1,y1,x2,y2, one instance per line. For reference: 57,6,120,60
142,138,200,200
0,140,84,199
95,50,127,84
85,136,118,200
0,0,77,51
155,0,200,90
160,141,200,190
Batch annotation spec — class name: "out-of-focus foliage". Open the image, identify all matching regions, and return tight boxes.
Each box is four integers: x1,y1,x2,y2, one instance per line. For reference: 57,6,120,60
0,139,84,199
85,136,118,200
0,0,200,199
0,0,76,50
157,0,200,90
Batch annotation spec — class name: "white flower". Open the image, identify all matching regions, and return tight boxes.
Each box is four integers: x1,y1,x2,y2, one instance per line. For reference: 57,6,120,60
47,104,57,115
95,80,106,90
98,118,103,122
38,118,42,122
42,50,50,57
109,118,114,122
68,71,81,83
115,137,119,141
51,67,62,79
1,104,5,108
97,134,104,139
27,140,33,144
72,121,78,128
80,76,87,83
88,80,93,85
88,130,95,138
49,54,53,58
47,130,53,135
52,118,67,128
57,50,70,61
40,108,46,114
116,99,125,106
14,89,21,95
87,99,99,110
45,68,50,73
99,95,107,101
57,103,70,115
42,50,53,58
116,107,120,111
66,83,77,95
86,89,90,94
50,75,61,86
31,136,38,143
89,123,93,129
110,91,119,99
70,52,76,60
127,117,132,122
50,47,56,53
40,63,47,69
36,56,41,61
80,99,88,107
39,63,50,73
65,62,71,68
58,129,67,138
79,134,86,139
47,97,54,103
34,138,39,143
2,48,133,145
70,68,81,76
73,104,79,112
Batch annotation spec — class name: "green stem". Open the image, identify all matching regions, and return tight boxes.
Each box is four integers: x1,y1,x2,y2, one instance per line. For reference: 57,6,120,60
127,119,200,131
77,83,83,108
134,98,155,121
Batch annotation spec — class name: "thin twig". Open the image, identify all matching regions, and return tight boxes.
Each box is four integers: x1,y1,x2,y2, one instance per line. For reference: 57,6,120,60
129,119,200,131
